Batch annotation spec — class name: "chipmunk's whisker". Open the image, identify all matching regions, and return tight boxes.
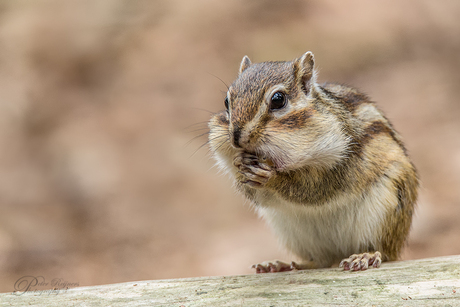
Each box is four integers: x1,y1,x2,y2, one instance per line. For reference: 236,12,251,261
190,107,217,115
190,134,228,158
206,71,230,90
186,127,211,133
183,121,210,131
184,131,210,148
213,138,229,153
189,140,211,158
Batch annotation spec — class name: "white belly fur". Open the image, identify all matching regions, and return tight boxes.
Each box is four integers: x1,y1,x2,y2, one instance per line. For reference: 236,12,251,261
256,179,396,267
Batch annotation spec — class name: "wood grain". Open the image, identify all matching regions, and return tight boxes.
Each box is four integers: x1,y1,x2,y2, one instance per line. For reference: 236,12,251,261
2,255,459,306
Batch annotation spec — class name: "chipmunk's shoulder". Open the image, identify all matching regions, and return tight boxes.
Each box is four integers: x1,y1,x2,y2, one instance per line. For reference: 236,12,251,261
318,82,374,113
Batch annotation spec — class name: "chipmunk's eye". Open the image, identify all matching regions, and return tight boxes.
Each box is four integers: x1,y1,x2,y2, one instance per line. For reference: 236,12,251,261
224,97,229,110
270,92,286,110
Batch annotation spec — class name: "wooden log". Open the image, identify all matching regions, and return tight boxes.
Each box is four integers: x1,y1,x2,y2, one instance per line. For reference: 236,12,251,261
1,255,459,306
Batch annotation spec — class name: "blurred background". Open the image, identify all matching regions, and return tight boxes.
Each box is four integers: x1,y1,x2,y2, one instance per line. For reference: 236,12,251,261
0,0,459,292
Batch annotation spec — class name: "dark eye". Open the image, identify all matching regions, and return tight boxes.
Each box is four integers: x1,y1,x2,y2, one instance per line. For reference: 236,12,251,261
224,97,229,110
270,92,286,110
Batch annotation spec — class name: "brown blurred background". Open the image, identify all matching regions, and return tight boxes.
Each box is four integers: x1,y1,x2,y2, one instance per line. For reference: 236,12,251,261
0,0,459,292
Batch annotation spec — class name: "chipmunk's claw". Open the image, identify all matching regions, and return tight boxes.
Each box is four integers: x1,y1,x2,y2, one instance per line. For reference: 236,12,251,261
251,260,294,273
339,251,382,271
251,260,317,273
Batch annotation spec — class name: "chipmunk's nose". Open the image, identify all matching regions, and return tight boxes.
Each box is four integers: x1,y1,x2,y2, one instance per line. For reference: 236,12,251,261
232,127,242,148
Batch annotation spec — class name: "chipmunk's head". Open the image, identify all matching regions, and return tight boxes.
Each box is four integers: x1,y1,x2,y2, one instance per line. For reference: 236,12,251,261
209,52,349,172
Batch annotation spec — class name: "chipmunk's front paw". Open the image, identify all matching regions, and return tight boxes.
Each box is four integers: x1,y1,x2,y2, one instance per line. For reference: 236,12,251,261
233,152,274,188
339,251,382,271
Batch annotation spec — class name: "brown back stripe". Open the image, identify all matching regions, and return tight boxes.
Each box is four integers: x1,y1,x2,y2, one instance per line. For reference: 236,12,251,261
352,120,408,157
319,85,370,113
341,91,370,112
384,118,409,156
363,121,392,142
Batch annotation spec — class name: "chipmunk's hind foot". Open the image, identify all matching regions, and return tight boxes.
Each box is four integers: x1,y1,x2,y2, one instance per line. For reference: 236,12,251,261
251,260,316,273
339,251,382,271
251,260,293,273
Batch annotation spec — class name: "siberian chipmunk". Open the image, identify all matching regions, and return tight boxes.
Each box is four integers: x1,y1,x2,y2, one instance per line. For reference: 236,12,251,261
208,51,418,272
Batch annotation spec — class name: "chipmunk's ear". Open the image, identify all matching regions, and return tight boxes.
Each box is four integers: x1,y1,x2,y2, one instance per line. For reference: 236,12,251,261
239,55,252,75
295,51,316,94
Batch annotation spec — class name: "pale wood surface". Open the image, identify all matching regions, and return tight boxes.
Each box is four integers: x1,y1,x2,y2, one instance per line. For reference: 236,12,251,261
1,255,459,306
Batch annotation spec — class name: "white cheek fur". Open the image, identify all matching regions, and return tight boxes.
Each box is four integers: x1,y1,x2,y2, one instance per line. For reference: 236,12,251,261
208,121,238,176
259,125,350,171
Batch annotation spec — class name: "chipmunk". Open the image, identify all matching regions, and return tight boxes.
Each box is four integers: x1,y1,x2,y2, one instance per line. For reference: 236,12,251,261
208,51,418,272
